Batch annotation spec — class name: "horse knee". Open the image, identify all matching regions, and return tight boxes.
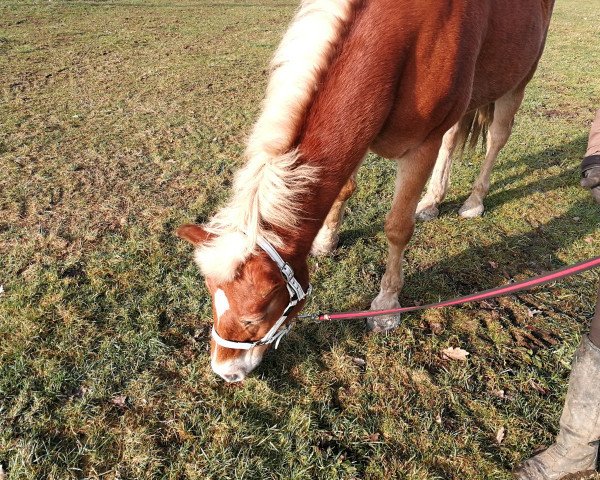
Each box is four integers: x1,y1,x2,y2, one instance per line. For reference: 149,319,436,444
384,215,414,247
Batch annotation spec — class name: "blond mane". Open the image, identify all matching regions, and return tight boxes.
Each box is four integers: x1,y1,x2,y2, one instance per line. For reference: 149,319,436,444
196,0,361,283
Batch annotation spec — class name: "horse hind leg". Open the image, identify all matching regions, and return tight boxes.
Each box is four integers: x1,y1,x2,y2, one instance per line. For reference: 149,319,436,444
311,168,359,256
368,139,441,331
415,123,461,221
459,89,526,218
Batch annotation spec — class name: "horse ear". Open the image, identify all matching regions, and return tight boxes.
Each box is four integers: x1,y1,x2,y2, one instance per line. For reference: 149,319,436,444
175,224,213,245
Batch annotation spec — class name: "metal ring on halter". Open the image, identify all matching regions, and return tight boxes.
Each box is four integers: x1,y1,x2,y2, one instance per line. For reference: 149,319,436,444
211,236,312,350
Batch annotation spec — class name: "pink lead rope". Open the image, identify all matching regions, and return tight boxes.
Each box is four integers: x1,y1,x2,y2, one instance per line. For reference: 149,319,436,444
299,256,600,322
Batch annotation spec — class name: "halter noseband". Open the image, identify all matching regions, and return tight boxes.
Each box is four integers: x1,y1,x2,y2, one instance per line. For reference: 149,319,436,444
211,236,312,350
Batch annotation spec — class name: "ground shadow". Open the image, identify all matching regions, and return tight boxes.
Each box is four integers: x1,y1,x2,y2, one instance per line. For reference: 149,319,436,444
338,135,589,251
283,198,598,371
241,197,597,477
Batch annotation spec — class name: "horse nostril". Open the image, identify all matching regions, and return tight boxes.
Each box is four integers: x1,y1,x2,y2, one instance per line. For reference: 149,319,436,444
223,373,244,383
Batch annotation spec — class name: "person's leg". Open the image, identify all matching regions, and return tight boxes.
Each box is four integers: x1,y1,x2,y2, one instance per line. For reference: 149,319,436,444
513,286,600,479
585,109,600,347
588,285,600,348
514,110,600,480
585,109,600,157
584,108,600,347
582,110,600,203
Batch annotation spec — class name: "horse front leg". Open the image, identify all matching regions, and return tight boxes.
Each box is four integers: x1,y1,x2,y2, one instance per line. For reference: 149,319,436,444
311,167,360,256
368,140,441,332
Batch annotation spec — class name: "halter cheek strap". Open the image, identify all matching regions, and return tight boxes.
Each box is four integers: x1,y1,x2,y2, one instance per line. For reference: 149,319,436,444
211,237,312,351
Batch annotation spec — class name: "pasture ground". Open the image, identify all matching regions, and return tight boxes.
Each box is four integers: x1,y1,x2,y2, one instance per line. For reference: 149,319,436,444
1,1,599,478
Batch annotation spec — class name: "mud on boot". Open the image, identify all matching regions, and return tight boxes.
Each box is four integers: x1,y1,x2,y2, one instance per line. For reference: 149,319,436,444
513,336,600,480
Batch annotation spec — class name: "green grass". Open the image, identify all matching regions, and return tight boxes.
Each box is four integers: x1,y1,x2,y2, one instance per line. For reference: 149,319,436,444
1,1,599,478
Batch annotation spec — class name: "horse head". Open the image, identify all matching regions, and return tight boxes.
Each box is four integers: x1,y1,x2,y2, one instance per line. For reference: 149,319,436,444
177,224,310,382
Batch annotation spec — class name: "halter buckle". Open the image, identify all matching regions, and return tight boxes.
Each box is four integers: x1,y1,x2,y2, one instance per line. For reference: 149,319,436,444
280,262,295,282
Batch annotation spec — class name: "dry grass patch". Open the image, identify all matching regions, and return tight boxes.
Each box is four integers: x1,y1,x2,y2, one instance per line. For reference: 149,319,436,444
1,1,599,479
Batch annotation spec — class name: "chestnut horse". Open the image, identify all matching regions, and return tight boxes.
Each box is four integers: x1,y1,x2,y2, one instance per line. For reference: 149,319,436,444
178,0,555,382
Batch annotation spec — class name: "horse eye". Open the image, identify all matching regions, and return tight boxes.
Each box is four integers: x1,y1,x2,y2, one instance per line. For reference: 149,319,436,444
241,315,263,326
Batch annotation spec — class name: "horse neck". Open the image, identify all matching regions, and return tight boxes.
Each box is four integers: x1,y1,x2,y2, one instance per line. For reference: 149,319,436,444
274,7,404,263
275,142,366,262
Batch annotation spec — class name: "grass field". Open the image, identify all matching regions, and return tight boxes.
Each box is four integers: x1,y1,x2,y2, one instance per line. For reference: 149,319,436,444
1,1,600,479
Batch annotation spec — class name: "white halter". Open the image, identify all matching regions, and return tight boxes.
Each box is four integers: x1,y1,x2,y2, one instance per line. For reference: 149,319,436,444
211,236,312,350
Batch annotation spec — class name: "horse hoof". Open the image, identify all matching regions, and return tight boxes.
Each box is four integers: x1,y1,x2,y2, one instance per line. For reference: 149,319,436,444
458,203,484,218
415,205,439,221
366,314,401,332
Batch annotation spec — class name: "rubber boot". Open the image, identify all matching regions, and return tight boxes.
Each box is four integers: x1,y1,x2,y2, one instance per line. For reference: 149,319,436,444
513,335,600,479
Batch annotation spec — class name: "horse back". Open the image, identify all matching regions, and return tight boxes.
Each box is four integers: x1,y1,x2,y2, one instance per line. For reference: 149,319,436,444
371,0,554,156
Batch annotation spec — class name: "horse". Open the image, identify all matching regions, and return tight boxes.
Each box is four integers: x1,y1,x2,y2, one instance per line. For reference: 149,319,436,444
177,0,555,382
